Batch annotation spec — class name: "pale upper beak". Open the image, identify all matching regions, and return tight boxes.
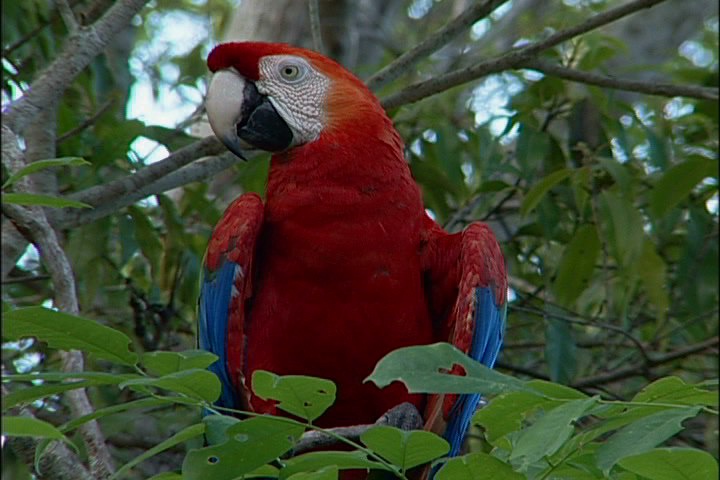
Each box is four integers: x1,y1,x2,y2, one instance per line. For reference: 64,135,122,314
205,69,294,159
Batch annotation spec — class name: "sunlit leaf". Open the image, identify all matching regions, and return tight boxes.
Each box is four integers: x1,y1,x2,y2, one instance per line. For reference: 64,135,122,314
360,426,449,471
252,371,336,423
618,448,718,480
3,306,137,366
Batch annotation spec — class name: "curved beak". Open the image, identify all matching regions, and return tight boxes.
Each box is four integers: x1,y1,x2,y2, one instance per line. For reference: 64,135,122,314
205,69,294,159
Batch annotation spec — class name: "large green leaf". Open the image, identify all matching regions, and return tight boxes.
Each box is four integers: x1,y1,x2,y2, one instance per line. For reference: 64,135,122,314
3,307,137,366
436,452,524,480
2,193,91,209
632,377,718,408
366,343,529,395
182,416,304,480
510,396,598,470
473,391,549,449
360,426,449,472
2,157,89,189
520,168,573,216
600,191,644,268
596,406,701,472
618,448,718,480
544,317,577,384
637,240,669,323
120,369,220,403
649,156,717,218
142,350,218,377
252,371,336,423
287,466,338,480
552,224,600,307
280,451,389,479
2,416,71,443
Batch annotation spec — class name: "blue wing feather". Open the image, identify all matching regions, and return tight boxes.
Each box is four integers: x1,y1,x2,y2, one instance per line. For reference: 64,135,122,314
198,261,240,409
443,286,506,456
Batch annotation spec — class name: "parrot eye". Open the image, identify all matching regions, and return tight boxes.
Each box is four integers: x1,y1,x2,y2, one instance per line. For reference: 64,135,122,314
278,62,306,83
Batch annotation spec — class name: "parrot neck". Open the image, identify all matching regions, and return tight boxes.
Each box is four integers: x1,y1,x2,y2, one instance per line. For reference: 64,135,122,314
266,120,420,213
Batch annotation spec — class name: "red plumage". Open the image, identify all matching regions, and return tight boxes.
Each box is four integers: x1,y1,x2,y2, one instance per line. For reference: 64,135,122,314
200,42,507,454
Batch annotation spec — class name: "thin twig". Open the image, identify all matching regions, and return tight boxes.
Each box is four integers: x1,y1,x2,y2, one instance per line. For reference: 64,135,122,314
2,384,94,480
572,337,718,388
523,58,719,101
510,304,652,366
2,126,115,479
381,0,668,109
56,136,227,228
55,0,79,32
367,0,509,90
56,98,116,145
3,0,150,135
308,0,324,54
61,151,241,229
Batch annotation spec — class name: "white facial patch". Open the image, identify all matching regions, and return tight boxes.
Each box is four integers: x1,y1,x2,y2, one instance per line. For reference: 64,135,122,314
256,55,330,146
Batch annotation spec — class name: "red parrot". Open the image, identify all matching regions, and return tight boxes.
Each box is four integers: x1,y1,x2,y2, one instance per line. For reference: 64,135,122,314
198,42,507,459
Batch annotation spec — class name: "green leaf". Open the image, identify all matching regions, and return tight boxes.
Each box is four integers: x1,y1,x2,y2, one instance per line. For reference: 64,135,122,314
2,416,70,442
142,350,219,376
360,426,449,471
633,377,718,408
473,392,548,449
252,371,336,423
120,369,220,403
637,240,669,323
516,124,550,174
287,466,338,480
3,307,137,366
3,378,134,411
596,406,701,472
618,448,718,480
552,224,600,307
2,157,89,189
510,396,598,469
436,452,524,479
600,191,644,268
182,416,304,480
366,343,529,395
111,423,205,480
128,205,163,274
544,317,577,383
203,415,242,446
59,397,176,434
520,168,573,216
146,473,183,480
281,451,389,479
1,192,91,209
649,157,717,218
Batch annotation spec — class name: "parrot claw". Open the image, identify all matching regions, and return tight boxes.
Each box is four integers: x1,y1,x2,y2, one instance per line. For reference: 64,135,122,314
376,402,424,431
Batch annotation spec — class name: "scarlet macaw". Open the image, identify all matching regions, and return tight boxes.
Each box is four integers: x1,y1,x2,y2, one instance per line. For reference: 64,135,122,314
198,42,507,458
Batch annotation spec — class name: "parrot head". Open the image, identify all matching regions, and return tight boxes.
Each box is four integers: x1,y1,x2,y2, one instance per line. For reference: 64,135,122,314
205,42,389,159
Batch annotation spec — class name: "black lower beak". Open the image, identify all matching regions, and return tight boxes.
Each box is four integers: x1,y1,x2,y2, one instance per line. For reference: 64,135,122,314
238,82,294,152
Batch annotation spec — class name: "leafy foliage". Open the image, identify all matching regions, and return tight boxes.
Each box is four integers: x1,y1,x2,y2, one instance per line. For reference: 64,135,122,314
2,0,717,479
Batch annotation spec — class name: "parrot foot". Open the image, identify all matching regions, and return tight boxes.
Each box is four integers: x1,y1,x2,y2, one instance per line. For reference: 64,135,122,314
375,402,424,431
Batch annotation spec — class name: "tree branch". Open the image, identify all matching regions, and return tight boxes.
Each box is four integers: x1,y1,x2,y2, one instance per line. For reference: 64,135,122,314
367,0,509,90
56,0,80,33
572,336,719,388
2,126,115,479
381,0,669,109
3,385,93,480
3,0,149,135
308,0,324,54
61,151,242,229
56,136,225,227
522,58,719,101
